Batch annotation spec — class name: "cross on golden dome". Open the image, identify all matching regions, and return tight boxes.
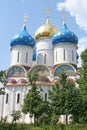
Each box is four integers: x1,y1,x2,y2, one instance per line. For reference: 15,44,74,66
45,7,51,18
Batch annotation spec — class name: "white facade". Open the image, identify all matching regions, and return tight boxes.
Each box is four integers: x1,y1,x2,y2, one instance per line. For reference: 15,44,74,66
0,84,51,123
0,15,78,124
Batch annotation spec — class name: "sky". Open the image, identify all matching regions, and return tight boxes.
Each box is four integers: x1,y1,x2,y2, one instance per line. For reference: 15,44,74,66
0,0,87,71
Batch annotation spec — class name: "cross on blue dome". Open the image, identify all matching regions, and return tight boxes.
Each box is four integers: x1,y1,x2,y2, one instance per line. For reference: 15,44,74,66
10,25,35,48
52,23,78,45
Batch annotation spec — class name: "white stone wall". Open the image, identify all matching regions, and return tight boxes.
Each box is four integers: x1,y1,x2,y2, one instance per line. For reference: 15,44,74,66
0,85,51,123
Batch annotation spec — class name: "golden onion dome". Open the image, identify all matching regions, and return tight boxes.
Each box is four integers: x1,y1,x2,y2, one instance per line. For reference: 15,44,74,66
34,16,58,41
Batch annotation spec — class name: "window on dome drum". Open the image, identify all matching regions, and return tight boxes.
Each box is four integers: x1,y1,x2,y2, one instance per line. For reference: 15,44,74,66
5,93,9,104
26,52,28,63
37,54,39,64
37,53,43,64
56,51,57,62
72,50,74,61
17,52,19,63
64,49,65,60
45,93,47,101
44,54,46,64
17,93,20,104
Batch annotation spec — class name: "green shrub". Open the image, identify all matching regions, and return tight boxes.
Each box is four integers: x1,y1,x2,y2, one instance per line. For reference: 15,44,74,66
0,123,87,130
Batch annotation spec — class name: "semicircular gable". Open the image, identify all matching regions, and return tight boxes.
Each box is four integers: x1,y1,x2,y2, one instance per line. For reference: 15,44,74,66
54,64,75,76
29,65,50,76
7,65,26,77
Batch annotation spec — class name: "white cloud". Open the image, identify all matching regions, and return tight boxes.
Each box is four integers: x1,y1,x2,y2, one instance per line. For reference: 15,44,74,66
57,0,87,32
77,37,87,67
57,0,87,67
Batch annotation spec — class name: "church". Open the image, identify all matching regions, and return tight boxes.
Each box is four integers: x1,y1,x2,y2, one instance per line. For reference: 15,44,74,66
0,11,79,123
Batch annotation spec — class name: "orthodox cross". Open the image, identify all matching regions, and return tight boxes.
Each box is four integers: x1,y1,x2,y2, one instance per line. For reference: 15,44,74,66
45,7,51,18
61,9,66,24
23,13,28,26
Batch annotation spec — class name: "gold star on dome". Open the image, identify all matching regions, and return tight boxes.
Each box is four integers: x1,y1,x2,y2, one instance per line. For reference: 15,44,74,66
23,13,28,26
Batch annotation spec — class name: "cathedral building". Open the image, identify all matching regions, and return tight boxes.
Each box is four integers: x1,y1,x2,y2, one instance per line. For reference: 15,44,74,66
0,12,79,123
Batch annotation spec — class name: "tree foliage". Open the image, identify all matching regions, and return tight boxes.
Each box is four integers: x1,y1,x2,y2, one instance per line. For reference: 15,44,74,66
11,110,21,124
22,72,50,125
77,49,87,89
77,48,87,123
0,71,6,83
49,72,82,124
0,70,6,95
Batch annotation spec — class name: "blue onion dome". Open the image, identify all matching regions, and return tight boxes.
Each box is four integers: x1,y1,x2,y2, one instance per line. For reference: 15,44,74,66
10,24,35,48
32,47,36,61
52,23,78,45
34,16,58,41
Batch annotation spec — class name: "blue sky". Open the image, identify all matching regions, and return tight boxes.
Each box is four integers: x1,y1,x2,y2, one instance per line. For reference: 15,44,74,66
0,0,87,70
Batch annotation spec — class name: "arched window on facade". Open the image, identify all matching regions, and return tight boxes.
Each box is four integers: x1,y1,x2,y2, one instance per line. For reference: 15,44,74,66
17,93,20,104
6,93,9,104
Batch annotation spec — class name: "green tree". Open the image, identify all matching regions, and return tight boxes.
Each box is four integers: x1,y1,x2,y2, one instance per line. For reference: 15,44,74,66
11,110,21,124
37,100,51,125
22,72,49,125
0,70,6,95
77,48,87,123
49,72,82,124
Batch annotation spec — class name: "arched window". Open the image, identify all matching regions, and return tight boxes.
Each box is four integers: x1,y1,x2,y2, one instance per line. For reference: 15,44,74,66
44,54,46,64
17,93,20,104
26,52,28,63
37,53,43,64
6,93,9,104
72,50,74,61
17,52,19,63
64,49,65,60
